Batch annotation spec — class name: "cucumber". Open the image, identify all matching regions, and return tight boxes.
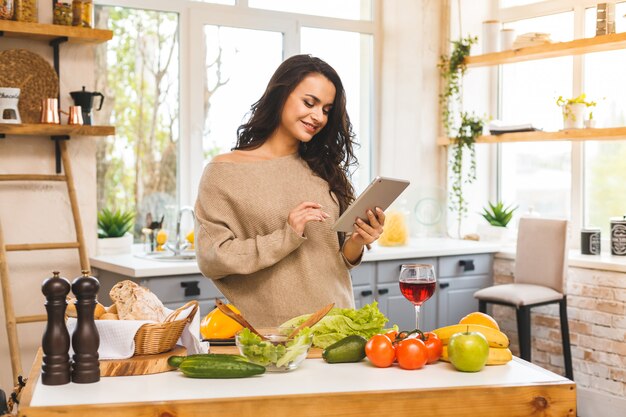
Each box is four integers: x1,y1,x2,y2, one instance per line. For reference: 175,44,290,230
167,353,247,368
178,356,266,378
322,335,367,363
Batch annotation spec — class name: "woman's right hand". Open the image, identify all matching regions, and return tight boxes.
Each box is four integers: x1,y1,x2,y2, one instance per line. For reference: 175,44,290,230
288,202,330,236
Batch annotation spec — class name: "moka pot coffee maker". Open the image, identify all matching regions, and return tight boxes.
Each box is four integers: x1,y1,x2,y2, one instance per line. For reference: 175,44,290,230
69,86,104,125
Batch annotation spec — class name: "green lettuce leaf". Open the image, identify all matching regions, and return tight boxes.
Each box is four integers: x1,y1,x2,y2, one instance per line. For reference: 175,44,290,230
281,302,391,349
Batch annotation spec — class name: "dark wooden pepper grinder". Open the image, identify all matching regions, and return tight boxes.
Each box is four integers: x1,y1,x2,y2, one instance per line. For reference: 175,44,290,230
71,270,100,383
41,271,71,385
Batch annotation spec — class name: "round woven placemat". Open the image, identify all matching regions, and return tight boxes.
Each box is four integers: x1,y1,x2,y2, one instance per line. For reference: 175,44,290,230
0,49,59,123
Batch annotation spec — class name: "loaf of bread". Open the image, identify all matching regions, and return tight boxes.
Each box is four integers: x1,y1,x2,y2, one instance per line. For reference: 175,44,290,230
66,298,106,319
109,280,167,322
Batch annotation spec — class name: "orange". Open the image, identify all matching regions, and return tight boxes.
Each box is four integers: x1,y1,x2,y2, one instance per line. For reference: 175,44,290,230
200,304,244,339
459,312,500,330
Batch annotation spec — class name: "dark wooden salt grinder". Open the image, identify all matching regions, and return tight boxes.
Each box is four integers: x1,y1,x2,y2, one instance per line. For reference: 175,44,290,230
71,270,100,383
41,271,71,385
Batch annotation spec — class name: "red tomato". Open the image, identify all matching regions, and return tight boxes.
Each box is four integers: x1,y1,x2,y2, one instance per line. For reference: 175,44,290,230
420,332,443,364
385,330,398,342
395,338,428,370
365,334,395,368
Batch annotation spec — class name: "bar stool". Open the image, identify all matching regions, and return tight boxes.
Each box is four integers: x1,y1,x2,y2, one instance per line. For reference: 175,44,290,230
473,217,573,380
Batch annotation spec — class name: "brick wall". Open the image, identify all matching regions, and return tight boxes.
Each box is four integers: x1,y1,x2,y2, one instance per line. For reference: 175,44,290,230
492,257,626,398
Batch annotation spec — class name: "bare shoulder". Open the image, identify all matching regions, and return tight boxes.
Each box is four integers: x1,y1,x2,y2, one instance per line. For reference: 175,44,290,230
211,152,240,163
211,150,269,163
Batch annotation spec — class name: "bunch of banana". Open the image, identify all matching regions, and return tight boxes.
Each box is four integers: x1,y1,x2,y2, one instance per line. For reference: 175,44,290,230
440,345,512,365
433,323,512,366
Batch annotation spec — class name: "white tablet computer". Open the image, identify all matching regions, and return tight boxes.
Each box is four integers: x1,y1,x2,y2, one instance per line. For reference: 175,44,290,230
332,176,410,233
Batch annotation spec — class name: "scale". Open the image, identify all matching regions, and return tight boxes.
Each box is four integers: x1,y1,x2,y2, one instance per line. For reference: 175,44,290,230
0,87,21,124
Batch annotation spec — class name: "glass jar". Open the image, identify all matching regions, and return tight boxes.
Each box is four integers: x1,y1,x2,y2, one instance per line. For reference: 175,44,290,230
14,0,37,22
71,0,82,26
0,0,15,20
53,0,72,26
81,0,92,28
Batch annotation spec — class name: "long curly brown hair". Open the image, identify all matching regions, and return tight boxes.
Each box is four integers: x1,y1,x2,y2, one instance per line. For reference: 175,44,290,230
235,54,358,218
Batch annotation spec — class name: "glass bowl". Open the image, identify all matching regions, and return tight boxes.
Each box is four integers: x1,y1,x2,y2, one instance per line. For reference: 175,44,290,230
235,327,313,372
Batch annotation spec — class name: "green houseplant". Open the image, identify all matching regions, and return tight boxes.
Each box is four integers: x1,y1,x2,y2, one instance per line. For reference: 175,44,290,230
96,208,134,255
439,36,485,238
556,93,596,129
478,201,517,242
481,201,517,227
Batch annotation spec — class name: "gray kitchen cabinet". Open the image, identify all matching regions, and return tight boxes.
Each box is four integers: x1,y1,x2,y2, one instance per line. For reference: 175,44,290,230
353,285,375,309
436,254,494,326
350,252,493,331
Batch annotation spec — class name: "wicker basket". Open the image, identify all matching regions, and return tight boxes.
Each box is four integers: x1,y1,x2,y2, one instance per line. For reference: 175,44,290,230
133,300,198,356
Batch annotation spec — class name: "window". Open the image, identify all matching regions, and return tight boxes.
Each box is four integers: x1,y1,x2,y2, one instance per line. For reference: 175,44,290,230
95,6,180,238
493,1,626,246
499,12,573,222
95,1,376,238
583,3,626,236
249,0,372,20
202,26,284,159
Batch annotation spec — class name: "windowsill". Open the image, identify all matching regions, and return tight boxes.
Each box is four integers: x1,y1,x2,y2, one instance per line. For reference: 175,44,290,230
495,246,626,273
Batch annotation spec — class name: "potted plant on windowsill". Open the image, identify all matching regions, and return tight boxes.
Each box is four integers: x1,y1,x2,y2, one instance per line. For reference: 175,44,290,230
477,201,517,242
96,208,134,256
556,93,596,129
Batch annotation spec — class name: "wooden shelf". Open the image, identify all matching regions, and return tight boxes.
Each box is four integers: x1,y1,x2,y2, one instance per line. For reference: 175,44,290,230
0,124,115,137
465,32,626,68
437,127,626,145
0,20,112,43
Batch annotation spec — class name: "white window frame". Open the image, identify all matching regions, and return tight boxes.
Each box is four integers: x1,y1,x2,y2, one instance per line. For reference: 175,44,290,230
495,0,612,248
95,0,379,209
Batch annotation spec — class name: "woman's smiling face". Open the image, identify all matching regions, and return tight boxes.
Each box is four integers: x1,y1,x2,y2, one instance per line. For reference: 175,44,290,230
276,72,336,144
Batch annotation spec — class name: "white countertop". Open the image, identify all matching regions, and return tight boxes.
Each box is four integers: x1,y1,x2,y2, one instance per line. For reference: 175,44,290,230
30,357,566,407
90,238,503,278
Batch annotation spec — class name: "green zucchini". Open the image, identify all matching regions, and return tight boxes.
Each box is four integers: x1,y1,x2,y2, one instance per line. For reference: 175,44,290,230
167,353,247,368
178,356,266,378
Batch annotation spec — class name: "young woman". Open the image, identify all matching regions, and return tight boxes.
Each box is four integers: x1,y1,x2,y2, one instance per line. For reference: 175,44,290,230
195,54,385,326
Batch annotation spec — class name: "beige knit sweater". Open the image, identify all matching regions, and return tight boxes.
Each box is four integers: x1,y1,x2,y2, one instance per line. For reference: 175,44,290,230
195,153,360,326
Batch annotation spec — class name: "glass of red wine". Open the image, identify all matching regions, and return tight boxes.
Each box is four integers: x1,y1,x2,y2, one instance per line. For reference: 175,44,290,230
399,263,436,331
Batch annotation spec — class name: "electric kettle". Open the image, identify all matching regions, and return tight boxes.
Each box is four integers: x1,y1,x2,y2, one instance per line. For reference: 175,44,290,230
69,86,104,125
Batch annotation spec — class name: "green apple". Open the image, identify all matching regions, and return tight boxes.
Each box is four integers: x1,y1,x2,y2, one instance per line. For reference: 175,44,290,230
448,330,489,372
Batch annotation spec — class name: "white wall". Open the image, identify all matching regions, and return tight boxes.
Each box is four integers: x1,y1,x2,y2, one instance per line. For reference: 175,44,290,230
378,0,448,237
0,7,98,390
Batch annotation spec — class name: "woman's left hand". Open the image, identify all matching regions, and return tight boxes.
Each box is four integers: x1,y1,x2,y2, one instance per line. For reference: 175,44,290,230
350,207,386,246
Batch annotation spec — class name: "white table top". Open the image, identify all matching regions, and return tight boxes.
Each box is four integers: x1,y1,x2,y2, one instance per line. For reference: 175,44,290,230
30,357,568,407
90,238,503,278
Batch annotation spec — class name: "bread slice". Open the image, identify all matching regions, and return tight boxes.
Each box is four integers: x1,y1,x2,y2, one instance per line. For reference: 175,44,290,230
109,280,167,322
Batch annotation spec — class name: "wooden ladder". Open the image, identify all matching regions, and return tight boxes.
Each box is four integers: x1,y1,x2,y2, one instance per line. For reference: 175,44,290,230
0,140,90,384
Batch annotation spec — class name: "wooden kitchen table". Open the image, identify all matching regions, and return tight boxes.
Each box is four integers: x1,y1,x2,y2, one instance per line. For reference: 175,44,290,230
18,351,575,417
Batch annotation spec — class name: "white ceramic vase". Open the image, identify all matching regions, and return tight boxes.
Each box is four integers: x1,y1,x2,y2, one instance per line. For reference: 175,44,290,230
96,233,133,256
562,103,586,129
477,224,514,243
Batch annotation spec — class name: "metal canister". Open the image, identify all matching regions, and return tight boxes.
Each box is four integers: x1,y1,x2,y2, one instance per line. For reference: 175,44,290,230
610,216,626,256
581,228,601,255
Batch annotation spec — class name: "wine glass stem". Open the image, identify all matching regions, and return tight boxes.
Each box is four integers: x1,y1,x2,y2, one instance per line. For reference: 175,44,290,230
414,305,421,330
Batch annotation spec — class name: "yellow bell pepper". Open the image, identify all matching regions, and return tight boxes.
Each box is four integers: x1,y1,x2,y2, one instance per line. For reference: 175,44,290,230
200,304,244,339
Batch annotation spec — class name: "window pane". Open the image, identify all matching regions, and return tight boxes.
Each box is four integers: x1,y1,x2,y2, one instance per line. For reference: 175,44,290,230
192,0,235,4
202,26,283,160
300,27,373,191
583,3,626,234
499,13,573,221
95,7,180,239
249,0,372,20
501,143,571,219
500,0,545,7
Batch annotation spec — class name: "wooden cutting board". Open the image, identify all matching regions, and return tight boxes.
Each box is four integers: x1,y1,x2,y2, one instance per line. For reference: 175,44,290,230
100,345,186,377
210,345,323,359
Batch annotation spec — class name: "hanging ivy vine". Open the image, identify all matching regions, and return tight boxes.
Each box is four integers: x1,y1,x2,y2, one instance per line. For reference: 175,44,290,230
438,36,484,237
